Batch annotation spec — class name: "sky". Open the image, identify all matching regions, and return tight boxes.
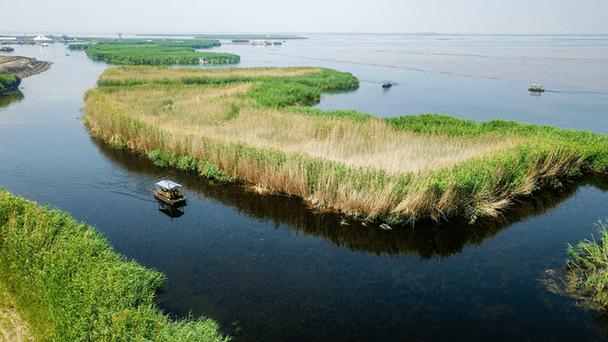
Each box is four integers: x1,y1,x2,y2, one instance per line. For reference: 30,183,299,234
1,0,607,35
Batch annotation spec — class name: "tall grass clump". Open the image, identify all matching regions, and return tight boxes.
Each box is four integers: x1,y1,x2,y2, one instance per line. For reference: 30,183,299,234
567,221,608,308
0,189,227,341
0,74,21,94
84,66,608,225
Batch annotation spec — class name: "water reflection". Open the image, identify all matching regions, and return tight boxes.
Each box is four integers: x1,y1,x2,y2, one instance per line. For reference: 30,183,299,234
0,91,24,109
93,137,604,259
158,201,186,219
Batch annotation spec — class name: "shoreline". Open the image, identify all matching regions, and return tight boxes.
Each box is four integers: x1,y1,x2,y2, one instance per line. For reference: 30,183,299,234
0,56,52,79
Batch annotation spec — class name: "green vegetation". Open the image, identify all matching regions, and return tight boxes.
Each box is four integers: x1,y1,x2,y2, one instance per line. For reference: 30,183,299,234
84,66,608,224
567,221,608,308
0,74,21,94
0,189,227,341
70,39,240,65
67,43,88,51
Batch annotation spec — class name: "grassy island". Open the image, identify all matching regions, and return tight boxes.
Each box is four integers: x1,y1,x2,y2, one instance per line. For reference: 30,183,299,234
0,190,226,341
0,74,21,94
70,39,240,65
84,66,608,224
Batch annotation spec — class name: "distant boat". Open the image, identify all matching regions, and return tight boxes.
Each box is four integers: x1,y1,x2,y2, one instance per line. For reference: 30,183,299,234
529,83,545,93
382,80,393,88
251,40,269,46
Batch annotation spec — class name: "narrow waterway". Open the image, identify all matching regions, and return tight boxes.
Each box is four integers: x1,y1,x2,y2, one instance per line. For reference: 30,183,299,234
1,36,608,341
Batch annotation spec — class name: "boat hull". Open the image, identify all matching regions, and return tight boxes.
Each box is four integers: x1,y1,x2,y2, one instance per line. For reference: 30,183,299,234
154,192,186,206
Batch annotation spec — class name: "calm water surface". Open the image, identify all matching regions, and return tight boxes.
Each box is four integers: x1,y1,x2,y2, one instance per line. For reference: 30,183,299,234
1,35,608,341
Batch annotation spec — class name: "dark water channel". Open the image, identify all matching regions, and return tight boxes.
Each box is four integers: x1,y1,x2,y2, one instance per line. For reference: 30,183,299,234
1,38,608,341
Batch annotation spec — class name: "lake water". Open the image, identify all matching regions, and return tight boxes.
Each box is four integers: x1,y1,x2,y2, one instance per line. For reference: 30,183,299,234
1,35,608,341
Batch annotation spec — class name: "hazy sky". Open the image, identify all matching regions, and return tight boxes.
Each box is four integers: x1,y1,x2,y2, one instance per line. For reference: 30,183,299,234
2,0,607,34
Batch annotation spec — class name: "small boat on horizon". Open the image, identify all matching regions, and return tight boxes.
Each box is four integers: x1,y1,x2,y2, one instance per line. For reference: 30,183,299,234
382,80,393,88
529,83,545,93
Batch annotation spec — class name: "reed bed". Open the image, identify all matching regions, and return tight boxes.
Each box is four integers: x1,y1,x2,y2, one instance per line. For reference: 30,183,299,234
78,40,240,65
567,221,608,308
100,66,322,84
0,189,227,341
84,66,608,224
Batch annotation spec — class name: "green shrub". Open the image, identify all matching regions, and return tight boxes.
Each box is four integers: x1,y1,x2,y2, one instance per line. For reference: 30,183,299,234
200,161,232,182
176,155,199,172
149,149,173,167
0,74,21,94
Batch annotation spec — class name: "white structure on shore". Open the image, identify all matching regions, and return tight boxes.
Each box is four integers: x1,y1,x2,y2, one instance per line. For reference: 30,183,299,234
33,35,52,43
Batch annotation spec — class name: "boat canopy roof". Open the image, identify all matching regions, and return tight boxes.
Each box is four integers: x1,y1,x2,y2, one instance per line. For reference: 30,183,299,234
156,180,182,190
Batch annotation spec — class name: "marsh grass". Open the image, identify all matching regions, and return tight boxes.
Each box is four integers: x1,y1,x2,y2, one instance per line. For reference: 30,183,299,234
100,66,323,84
84,66,608,224
567,221,608,308
80,40,239,65
0,190,227,341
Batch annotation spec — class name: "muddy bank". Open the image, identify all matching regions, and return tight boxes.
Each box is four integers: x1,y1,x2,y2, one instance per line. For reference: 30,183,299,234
0,56,52,78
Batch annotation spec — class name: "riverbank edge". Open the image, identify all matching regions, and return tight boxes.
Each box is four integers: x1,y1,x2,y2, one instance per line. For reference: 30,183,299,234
0,56,52,79
0,189,228,341
84,66,608,226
